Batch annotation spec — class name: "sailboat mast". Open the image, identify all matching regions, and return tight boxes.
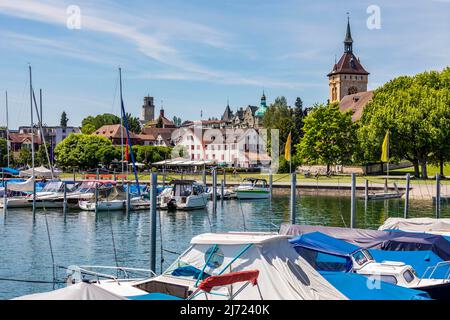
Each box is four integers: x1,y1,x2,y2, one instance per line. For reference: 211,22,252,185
29,65,35,178
5,91,9,168
119,67,124,174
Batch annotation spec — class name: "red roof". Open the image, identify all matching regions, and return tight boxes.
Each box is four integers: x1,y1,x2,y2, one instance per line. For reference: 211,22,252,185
339,91,374,121
328,52,369,76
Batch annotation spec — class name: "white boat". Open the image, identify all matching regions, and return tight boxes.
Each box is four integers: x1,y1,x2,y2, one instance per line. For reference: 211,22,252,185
15,232,347,300
235,178,270,199
207,186,236,200
158,180,209,211
79,199,126,211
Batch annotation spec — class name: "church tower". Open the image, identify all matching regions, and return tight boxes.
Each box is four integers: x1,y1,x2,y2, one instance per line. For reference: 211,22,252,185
140,96,155,125
328,16,369,103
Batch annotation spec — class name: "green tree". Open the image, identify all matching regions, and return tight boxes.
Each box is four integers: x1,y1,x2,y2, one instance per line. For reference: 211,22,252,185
60,111,69,127
298,103,357,174
262,96,295,158
156,116,164,128
36,144,51,166
358,68,450,178
125,112,141,134
0,138,7,167
81,113,120,133
18,148,32,166
54,133,114,169
96,145,120,167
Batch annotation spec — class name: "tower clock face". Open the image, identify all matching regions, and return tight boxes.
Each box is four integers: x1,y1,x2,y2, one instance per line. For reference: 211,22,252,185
348,86,358,95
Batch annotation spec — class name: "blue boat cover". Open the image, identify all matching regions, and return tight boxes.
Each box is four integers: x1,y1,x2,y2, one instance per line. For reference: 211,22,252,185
290,232,360,257
280,224,450,261
1,167,20,175
320,271,431,300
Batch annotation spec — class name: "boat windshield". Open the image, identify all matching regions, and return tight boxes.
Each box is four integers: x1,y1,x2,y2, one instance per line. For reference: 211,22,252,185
174,184,193,197
352,250,369,266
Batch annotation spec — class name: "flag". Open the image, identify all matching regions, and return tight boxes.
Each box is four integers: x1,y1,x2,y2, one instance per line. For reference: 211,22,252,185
285,132,292,161
381,130,389,162
125,137,130,162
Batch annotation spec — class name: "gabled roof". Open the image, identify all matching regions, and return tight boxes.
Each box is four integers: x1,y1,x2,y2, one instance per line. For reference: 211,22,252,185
9,132,42,144
93,124,139,140
328,52,369,76
339,91,373,121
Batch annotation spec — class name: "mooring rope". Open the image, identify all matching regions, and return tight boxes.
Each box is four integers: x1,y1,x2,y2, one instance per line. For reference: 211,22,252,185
0,277,66,284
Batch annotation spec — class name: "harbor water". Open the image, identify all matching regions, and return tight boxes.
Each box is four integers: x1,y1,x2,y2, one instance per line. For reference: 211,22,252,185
0,194,448,299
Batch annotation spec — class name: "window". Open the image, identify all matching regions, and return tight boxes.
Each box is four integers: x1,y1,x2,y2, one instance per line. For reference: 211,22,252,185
403,270,415,283
204,246,224,269
352,251,368,266
379,275,398,285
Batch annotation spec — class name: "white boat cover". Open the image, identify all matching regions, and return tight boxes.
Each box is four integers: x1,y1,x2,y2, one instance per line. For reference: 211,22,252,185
168,233,347,300
13,282,126,300
379,217,450,236
19,166,60,179
7,177,34,192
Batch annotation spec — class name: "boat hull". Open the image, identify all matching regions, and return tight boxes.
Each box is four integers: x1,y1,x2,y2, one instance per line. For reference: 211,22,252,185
415,281,450,300
79,200,126,212
236,190,270,199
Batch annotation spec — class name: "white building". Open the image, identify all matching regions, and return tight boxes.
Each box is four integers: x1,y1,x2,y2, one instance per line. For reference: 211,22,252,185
173,122,271,168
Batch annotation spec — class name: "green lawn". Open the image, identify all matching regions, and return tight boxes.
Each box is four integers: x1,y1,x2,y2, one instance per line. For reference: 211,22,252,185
60,168,449,185
390,164,450,177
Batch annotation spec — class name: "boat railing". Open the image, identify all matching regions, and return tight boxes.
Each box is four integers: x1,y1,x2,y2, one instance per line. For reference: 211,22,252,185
418,261,450,285
62,265,156,284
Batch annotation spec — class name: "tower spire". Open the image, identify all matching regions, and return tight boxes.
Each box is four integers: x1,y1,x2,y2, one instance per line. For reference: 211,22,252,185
344,13,353,53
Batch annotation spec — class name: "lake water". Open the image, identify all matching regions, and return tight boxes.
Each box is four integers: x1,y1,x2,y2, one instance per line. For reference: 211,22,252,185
0,194,448,299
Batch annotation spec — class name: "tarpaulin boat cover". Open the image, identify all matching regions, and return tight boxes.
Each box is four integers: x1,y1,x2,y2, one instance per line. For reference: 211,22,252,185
168,233,347,300
7,177,35,192
320,271,430,300
290,232,360,257
379,218,450,236
289,232,360,272
1,167,20,175
279,224,450,261
19,166,61,179
13,282,126,300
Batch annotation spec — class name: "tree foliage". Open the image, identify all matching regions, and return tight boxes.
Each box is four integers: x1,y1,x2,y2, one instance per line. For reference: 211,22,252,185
358,67,450,178
60,111,69,127
297,103,357,173
81,113,142,135
54,133,113,169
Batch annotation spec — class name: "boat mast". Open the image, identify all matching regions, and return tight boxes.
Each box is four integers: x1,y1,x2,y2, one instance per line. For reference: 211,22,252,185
5,91,10,168
119,68,124,174
29,65,35,180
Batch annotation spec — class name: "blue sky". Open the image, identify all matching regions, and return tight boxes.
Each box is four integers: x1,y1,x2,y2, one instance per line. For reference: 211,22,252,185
0,0,449,128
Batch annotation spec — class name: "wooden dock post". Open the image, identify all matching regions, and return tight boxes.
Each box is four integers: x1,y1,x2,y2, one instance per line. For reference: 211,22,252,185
404,173,410,219
350,173,356,228
436,174,441,219
290,172,297,224
202,166,206,185
150,172,157,273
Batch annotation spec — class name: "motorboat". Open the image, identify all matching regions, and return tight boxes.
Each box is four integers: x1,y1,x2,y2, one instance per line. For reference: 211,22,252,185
15,232,348,300
289,231,450,299
79,183,126,212
66,180,116,209
235,178,270,199
158,180,208,211
207,186,236,200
